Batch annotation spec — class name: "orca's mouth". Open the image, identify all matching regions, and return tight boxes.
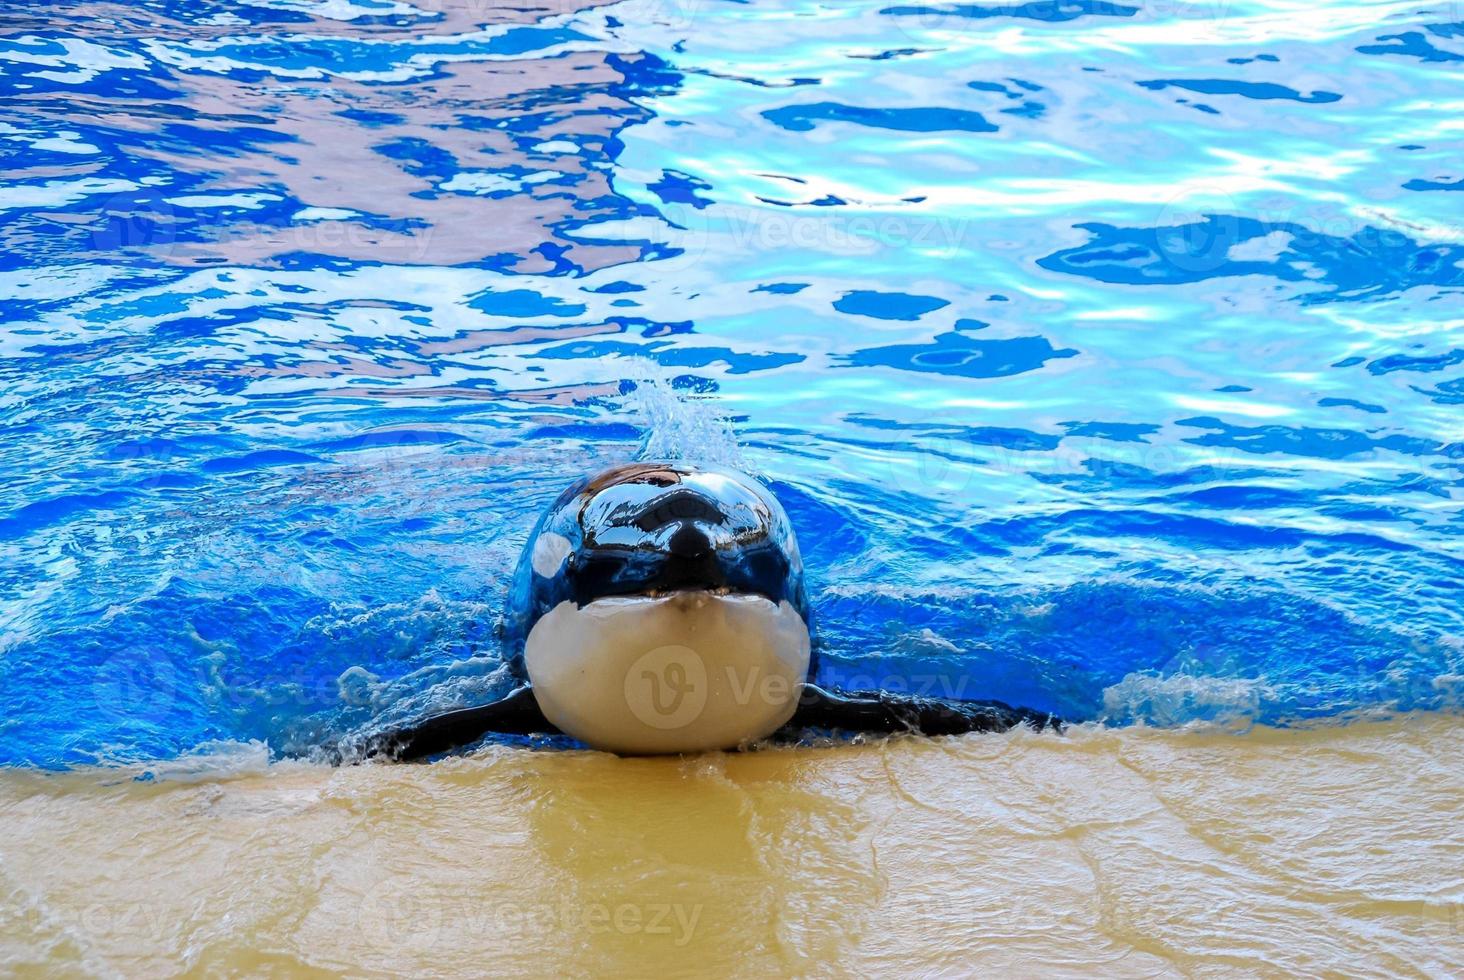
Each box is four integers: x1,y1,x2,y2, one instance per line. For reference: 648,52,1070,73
635,584,739,599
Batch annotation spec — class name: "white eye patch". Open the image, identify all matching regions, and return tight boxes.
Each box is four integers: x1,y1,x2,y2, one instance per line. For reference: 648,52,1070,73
531,531,573,578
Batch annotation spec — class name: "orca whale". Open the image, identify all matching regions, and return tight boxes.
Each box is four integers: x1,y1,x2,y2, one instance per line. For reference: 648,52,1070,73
356,462,1057,760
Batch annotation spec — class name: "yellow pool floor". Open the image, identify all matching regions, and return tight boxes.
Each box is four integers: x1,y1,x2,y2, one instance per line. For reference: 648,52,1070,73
2,715,1461,977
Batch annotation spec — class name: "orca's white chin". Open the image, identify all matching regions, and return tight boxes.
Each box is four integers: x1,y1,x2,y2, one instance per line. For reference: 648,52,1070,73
523,592,810,755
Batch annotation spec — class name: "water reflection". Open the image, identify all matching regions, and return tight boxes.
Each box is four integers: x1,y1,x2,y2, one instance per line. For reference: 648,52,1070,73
0,0,1461,765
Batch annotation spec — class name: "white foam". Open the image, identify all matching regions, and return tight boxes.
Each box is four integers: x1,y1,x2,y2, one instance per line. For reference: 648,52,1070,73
1101,672,1275,727
101,740,274,783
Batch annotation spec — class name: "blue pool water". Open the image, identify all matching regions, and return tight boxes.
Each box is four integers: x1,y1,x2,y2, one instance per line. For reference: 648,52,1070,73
1,0,1460,768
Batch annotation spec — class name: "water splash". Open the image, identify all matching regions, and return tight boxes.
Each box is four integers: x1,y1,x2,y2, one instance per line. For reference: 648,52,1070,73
628,371,749,470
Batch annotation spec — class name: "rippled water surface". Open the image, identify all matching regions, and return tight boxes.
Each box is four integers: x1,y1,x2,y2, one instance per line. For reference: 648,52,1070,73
2,0,1462,767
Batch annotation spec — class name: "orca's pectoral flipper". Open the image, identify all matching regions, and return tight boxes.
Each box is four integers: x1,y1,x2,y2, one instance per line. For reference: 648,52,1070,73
786,684,1060,738
347,685,560,763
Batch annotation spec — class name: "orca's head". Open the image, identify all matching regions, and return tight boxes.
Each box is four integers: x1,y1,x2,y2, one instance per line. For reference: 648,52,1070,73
507,462,813,754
